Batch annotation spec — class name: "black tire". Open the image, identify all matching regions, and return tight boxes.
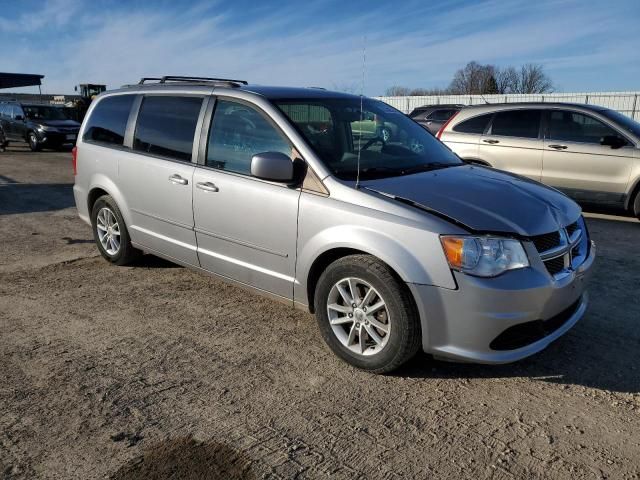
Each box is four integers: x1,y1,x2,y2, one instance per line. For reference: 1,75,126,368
0,128,8,151
90,195,140,265
633,190,640,221
314,254,421,374
27,132,41,152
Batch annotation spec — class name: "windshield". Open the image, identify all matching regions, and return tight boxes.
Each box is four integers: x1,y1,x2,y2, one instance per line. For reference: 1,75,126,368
23,105,69,121
598,109,640,139
274,97,462,180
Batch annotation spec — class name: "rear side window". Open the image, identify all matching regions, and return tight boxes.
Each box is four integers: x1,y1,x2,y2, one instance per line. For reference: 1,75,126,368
83,95,135,146
452,113,492,134
133,96,203,162
427,109,457,121
491,110,541,138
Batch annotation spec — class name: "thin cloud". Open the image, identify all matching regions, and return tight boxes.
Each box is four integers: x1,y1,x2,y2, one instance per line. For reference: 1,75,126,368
1,0,638,94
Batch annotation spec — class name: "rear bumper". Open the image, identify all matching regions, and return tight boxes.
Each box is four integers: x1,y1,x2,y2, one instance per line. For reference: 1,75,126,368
73,183,90,225
409,240,595,364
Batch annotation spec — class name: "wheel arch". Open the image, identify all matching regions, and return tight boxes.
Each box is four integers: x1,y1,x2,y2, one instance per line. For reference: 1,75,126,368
86,175,134,228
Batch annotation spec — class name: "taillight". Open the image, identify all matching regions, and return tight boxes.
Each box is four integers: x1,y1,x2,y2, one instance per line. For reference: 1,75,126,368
436,111,459,139
72,146,78,175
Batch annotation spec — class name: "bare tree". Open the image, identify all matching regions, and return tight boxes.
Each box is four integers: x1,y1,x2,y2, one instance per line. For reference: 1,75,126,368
448,61,497,95
514,63,554,93
409,87,451,96
385,86,412,96
494,66,519,94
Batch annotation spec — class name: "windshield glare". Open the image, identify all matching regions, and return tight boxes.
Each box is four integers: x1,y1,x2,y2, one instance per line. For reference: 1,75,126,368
24,106,69,121
274,98,462,180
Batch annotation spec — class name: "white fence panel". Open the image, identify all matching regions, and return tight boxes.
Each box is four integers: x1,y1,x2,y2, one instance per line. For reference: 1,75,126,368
375,92,640,121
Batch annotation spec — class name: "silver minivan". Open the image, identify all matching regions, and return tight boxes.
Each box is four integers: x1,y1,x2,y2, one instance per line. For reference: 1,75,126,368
438,103,640,219
73,77,595,373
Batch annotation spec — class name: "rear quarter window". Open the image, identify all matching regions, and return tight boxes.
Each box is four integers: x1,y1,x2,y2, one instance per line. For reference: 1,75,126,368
83,95,135,146
452,113,492,134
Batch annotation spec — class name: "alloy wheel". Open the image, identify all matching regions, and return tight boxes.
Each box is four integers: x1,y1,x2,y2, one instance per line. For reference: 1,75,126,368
96,207,121,256
326,277,391,356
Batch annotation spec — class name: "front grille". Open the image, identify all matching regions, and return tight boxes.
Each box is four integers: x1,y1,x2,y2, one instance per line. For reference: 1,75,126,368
545,256,565,275
530,231,561,252
566,221,579,238
529,217,587,278
489,298,582,350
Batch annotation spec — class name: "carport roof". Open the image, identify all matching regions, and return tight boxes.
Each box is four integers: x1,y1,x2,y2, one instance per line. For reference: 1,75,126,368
0,72,45,89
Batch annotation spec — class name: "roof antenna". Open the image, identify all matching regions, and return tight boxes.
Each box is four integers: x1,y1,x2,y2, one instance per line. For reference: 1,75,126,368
355,35,366,190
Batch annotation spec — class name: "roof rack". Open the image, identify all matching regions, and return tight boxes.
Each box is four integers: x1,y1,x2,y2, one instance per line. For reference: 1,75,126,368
137,76,248,87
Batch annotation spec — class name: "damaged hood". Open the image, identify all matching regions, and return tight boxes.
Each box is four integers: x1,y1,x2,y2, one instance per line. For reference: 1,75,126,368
362,165,581,236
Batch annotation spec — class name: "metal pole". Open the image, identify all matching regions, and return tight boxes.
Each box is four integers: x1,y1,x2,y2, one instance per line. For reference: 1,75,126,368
585,94,589,104
632,94,638,120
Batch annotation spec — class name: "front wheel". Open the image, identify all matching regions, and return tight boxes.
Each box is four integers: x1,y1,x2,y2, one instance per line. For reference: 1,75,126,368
91,195,140,265
633,190,640,221
314,254,421,373
28,132,41,152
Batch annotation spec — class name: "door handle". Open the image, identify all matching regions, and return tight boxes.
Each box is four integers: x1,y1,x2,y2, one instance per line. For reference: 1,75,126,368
196,181,219,192
168,174,188,185
482,139,499,144
548,144,568,150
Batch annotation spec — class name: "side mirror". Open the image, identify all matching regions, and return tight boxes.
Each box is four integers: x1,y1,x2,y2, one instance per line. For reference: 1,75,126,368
600,135,626,149
14,115,23,121
251,152,294,183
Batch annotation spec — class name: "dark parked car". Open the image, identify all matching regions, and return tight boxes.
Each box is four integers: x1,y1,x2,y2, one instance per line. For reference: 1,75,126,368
0,101,80,151
409,104,464,134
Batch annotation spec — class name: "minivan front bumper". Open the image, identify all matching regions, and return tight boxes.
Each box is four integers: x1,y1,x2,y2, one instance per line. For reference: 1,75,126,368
409,241,595,364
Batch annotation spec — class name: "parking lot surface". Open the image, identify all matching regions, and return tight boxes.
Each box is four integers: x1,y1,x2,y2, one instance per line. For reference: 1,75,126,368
1,147,639,479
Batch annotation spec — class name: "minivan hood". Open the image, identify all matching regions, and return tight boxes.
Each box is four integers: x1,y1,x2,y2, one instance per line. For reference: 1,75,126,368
362,165,581,236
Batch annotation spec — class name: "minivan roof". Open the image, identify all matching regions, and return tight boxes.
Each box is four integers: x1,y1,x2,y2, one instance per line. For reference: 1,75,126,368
118,81,363,101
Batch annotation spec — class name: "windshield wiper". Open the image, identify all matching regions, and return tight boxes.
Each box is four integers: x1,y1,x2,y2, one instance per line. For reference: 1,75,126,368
397,163,461,175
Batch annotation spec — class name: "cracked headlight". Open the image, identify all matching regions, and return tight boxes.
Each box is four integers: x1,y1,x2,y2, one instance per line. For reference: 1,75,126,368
440,235,529,277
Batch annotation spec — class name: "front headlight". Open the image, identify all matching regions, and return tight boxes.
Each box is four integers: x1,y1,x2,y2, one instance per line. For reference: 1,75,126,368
440,235,529,277
37,125,58,132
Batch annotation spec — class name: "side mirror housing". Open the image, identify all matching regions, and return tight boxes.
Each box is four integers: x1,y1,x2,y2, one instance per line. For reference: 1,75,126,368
14,115,23,121
251,152,294,183
600,135,626,149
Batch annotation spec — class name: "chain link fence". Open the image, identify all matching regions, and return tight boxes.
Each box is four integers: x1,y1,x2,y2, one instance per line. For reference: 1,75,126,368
376,92,640,120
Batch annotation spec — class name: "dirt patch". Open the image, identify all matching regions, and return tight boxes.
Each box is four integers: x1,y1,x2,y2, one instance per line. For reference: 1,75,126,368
1,150,639,479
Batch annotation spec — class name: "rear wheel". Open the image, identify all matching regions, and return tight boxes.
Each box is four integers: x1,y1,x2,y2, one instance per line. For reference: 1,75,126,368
91,195,140,265
28,132,41,152
314,254,421,373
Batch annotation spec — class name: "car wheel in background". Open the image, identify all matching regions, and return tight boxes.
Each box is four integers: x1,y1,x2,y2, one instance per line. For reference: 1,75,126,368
381,127,391,143
314,254,421,373
633,190,640,221
91,195,140,265
28,132,41,152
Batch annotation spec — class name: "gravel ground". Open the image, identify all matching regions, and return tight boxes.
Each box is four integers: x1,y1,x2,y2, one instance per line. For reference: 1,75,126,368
1,146,639,479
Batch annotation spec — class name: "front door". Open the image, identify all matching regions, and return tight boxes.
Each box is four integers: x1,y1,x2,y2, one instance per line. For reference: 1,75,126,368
119,94,204,266
542,109,634,204
193,98,300,300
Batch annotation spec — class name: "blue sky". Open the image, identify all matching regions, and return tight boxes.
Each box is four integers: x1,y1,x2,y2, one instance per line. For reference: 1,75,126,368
1,0,639,95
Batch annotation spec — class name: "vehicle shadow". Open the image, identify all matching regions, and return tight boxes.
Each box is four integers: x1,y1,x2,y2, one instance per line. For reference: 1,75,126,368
110,437,255,480
0,182,75,215
132,254,182,269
